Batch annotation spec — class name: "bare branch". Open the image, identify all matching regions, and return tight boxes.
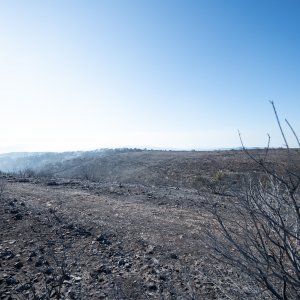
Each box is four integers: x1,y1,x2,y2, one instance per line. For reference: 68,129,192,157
285,119,300,148
207,103,300,299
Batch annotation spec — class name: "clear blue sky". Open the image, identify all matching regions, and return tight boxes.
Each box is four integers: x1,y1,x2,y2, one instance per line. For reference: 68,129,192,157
0,0,299,152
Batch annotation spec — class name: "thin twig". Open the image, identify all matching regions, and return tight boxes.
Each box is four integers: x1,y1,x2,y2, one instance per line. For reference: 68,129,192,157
285,119,300,148
270,100,290,152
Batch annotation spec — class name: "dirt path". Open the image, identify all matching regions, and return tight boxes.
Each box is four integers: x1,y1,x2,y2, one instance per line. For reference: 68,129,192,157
6,182,208,256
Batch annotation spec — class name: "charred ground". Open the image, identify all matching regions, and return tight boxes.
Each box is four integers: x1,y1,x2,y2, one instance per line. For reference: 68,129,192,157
1,149,298,299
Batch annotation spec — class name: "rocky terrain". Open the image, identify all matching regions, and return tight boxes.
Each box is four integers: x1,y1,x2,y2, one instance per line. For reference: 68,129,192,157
0,179,227,299
1,149,298,299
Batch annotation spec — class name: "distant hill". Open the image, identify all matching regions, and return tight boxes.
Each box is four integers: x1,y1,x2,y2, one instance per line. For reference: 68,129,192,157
0,149,120,173
36,148,295,189
0,148,145,173
1,148,296,190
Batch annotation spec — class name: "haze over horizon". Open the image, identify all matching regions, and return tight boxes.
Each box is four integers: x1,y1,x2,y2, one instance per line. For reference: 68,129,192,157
1,0,299,153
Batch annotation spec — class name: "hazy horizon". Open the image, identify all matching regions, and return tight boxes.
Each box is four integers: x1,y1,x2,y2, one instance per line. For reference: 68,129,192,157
0,145,231,155
1,1,299,153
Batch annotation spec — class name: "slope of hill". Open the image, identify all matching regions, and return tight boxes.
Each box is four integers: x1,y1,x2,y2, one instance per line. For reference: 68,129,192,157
1,148,296,191
39,149,294,190
0,149,135,173
0,152,82,173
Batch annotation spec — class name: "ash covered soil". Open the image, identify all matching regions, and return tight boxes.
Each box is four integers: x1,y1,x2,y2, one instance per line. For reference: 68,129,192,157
0,180,222,299
1,149,294,299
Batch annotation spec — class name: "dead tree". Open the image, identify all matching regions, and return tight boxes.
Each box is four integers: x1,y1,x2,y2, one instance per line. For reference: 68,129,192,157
206,102,300,299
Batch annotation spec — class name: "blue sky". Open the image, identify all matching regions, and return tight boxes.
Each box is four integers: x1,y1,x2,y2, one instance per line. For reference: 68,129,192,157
0,0,299,152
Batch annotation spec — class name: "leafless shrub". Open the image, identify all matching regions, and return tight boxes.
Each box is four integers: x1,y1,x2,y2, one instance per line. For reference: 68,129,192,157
80,164,98,181
206,102,300,299
0,177,7,199
36,169,54,179
18,168,36,178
